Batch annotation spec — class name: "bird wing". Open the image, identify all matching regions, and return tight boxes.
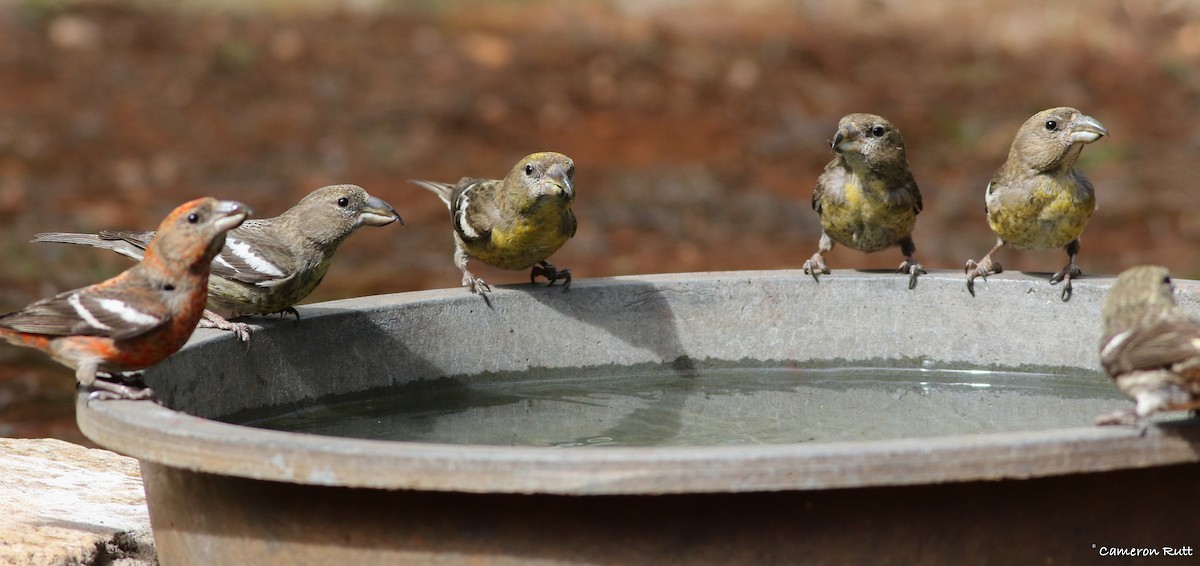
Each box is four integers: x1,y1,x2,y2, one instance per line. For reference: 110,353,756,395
984,175,1030,216
563,207,578,238
904,175,923,215
811,158,847,215
451,178,499,243
1101,313,1200,376
0,284,169,340
1072,169,1095,201
208,221,300,287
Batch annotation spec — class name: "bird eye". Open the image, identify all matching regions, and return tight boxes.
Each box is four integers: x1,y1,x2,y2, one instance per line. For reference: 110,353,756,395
187,213,200,224
870,125,886,137
1164,276,1173,285
337,197,349,208
524,163,535,176
1045,120,1058,131
163,283,176,291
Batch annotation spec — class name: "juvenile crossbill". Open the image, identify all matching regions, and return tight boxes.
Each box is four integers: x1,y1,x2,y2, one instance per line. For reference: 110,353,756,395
965,107,1108,301
1096,265,1200,427
411,152,577,305
34,184,400,341
803,113,925,289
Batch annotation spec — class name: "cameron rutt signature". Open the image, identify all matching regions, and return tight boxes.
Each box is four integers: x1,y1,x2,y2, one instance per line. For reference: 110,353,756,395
1093,545,1194,557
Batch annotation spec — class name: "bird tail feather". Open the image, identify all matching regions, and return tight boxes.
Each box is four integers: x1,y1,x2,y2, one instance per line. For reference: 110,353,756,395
32,232,148,262
408,179,456,208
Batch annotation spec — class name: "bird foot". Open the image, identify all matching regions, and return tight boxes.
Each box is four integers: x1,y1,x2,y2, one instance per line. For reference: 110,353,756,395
462,272,493,308
802,254,830,283
897,259,926,290
1095,408,1139,426
272,307,300,320
1095,408,1150,435
86,378,156,401
1049,264,1082,302
199,310,251,342
964,257,1002,297
531,261,572,292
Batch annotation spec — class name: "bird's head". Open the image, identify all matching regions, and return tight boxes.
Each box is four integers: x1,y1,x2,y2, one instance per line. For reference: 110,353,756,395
149,198,252,266
298,184,402,226
283,184,402,245
1102,265,1177,331
512,152,575,203
831,113,908,172
1010,107,1108,173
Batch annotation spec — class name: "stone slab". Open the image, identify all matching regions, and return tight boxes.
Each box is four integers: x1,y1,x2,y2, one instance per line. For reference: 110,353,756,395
0,438,154,566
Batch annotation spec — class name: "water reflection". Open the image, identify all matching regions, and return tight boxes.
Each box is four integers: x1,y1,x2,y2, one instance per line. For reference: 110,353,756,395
237,366,1126,447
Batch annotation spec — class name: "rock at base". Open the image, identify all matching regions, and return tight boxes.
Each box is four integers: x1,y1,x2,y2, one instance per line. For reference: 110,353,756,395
0,438,155,565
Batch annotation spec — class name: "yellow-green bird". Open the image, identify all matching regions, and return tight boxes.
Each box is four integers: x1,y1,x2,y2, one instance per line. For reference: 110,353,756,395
965,107,1108,301
33,184,401,341
1096,265,1200,427
411,152,577,304
803,113,925,288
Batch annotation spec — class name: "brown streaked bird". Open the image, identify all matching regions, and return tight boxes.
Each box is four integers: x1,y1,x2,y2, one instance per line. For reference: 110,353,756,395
965,107,1108,301
803,113,925,289
411,152,577,306
1096,265,1200,427
34,184,401,341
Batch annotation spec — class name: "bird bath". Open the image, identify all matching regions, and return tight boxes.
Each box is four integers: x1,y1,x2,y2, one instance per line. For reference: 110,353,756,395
77,270,1200,564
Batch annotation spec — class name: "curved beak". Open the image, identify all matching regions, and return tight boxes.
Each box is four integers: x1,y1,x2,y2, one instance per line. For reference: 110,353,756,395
1070,114,1108,144
360,194,403,227
831,126,859,154
546,164,575,200
214,200,252,232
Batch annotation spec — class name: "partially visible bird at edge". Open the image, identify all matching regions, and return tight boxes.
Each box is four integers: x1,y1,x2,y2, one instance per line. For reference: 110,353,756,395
1096,265,1200,431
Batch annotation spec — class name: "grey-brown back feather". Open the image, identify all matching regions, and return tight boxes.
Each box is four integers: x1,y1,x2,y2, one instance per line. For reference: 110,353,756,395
32,231,151,262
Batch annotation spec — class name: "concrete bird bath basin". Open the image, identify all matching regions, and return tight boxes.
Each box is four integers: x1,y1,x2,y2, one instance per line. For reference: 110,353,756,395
78,270,1200,564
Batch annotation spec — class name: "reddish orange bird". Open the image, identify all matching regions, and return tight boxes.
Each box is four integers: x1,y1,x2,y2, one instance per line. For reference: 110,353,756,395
0,198,250,399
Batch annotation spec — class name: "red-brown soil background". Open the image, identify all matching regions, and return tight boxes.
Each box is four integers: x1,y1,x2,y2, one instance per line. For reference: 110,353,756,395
3,0,1199,443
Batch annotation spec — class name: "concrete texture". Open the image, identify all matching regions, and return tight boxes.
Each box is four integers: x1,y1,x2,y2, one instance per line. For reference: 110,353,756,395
74,270,1200,564
0,438,154,566
79,269,1200,493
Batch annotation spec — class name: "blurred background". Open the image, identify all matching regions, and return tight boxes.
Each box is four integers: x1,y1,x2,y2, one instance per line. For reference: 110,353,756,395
2,0,1198,444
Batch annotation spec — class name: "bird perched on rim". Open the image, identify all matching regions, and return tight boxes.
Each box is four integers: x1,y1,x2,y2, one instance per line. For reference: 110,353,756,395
965,107,1108,301
0,198,249,400
410,152,577,305
803,113,925,289
1096,265,1200,428
33,184,401,341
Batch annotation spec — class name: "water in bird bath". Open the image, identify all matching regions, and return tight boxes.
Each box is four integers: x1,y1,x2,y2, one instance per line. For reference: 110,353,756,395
231,365,1126,446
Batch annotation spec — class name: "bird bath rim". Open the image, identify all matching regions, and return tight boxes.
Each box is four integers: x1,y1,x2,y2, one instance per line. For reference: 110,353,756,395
76,270,1200,495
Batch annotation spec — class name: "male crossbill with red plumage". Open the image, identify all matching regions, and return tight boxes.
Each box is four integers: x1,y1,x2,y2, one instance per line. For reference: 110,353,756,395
0,198,250,399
